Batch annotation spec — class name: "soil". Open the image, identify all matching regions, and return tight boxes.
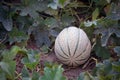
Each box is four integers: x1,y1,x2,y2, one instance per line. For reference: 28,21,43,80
14,39,96,80
15,50,96,80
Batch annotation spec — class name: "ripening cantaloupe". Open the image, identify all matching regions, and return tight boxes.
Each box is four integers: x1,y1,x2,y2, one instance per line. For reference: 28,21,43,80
54,26,91,67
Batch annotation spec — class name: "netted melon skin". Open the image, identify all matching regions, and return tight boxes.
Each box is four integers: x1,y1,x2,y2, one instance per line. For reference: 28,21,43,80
55,26,91,67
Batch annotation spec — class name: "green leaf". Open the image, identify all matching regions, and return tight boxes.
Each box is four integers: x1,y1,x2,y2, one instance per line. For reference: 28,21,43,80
107,3,120,20
94,27,120,46
102,60,112,74
0,72,6,80
17,0,50,19
0,61,16,80
2,17,13,31
61,14,75,26
48,2,58,10
21,66,30,78
54,0,70,8
44,8,58,16
27,49,39,62
77,72,95,80
49,29,59,37
44,18,59,28
22,57,30,64
94,40,110,59
92,0,108,7
41,65,66,80
10,46,22,54
106,0,111,3
22,77,31,80
114,46,120,56
77,72,90,80
25,62,38,70
59,0,66,5
22,56,38,70
92,60,114,80
112,62,120,72
7,61,16,79
84,20,97,27
40,45,49,53
33,29,51,47
32,71,41,80
0,62,9,74
8,27,28,44
2,46,27,62
22,67,41,80
0,26,7,42
16,16,32,31
21,49,39,70
0,5,13,31
92,8,99,20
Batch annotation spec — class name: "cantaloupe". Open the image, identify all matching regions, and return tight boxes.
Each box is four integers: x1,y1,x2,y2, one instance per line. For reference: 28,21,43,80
54,26,91,67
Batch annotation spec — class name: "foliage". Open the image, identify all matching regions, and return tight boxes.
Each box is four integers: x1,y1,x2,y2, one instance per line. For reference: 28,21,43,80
0,46,26,80
41,64,66,80
78,0,120,80
78,60,120,80
0,46,66,80
0,0,120,80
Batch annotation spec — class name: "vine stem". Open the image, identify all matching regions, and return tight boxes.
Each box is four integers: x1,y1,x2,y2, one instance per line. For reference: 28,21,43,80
82,57,98,69
0,34,7,44
15,71,22,80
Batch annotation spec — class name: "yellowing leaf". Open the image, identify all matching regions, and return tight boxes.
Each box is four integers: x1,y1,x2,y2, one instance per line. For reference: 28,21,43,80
92,8,99,20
